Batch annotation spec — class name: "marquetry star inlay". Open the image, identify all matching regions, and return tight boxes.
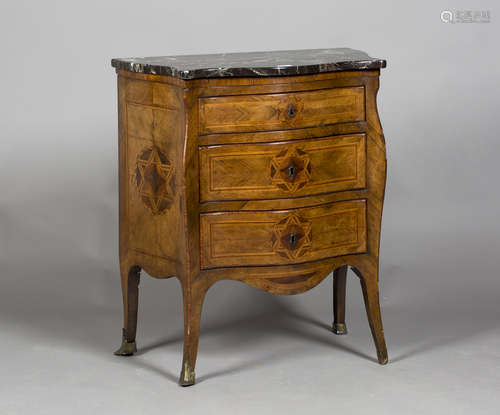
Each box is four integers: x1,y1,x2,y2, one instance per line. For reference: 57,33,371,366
270,146,311,192
271,214,312,260
135,146,174,215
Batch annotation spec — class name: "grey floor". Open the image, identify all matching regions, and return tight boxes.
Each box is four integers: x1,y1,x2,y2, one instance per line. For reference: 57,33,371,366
1,213,499,415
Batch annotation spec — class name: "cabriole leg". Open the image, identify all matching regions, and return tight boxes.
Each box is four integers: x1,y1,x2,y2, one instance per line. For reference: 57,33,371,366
332,265,348,335
179,281,207,386
114,264,141,356
354,266,388,365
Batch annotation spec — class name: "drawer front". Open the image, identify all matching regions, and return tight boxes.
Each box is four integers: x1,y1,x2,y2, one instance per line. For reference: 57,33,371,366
198,87,365,135
200,200,366,269
199,134,366,202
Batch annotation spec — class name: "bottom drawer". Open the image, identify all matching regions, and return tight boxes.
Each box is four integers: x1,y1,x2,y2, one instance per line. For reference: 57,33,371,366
200,200,367,269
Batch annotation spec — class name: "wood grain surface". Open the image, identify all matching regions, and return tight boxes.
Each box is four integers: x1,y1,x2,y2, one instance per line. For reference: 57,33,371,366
199,133,366,201
114,69,388,386
199,86,365,134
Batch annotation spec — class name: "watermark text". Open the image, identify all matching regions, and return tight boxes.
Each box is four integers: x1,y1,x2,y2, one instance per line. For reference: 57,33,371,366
441,10,490,23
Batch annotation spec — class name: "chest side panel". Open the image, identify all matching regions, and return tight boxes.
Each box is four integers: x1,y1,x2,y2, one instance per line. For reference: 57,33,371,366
118,76,185,271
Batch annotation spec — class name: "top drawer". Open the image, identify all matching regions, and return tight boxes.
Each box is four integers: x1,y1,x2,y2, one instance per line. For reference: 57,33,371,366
198,87,365,135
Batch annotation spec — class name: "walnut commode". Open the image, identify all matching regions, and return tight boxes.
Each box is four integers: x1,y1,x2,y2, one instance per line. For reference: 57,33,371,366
111,48,389,386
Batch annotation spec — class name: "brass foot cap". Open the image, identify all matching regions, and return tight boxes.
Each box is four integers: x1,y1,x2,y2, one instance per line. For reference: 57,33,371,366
377,353,389,365
114,339,137,356
179,361,195,386
332,323,348,335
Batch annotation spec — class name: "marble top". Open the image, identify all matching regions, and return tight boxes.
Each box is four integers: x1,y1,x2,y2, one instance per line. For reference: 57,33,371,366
111,48,386,80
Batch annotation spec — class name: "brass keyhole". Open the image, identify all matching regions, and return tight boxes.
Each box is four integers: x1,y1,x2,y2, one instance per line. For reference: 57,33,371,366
286,165,296,179
287,104,296,118
289,233,297,246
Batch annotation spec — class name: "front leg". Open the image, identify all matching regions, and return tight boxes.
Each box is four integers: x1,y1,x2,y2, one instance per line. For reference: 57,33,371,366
179,278,208,386
353,265,388,365
114,264,141,356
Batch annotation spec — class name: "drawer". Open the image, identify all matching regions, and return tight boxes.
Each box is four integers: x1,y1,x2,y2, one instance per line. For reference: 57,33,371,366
199,134,366,202
198,87,365,135
200,200,367,269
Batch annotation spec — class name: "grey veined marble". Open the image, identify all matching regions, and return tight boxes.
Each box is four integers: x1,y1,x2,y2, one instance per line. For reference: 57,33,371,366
111,48,386,80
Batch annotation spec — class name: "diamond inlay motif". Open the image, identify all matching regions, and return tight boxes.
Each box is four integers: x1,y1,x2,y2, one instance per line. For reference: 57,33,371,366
270,146,311,192
135,146,174,215
271,214,312,260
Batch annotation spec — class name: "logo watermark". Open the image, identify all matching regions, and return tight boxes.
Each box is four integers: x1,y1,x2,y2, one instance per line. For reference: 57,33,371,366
441,10,491,23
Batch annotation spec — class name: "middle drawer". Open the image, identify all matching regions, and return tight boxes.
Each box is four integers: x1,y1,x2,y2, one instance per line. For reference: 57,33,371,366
199,134,366,202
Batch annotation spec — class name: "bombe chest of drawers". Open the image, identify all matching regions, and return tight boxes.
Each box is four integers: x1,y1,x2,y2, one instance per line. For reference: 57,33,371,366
111,48,389,386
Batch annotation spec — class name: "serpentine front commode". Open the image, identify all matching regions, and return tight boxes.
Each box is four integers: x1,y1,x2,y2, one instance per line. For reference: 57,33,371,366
111,48,389,386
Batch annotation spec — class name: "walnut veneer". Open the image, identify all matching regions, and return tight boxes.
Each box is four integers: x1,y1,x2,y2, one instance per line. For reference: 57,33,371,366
112,50,389,386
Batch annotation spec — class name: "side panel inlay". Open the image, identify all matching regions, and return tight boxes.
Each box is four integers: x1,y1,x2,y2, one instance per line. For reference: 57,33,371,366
135,146,175,215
